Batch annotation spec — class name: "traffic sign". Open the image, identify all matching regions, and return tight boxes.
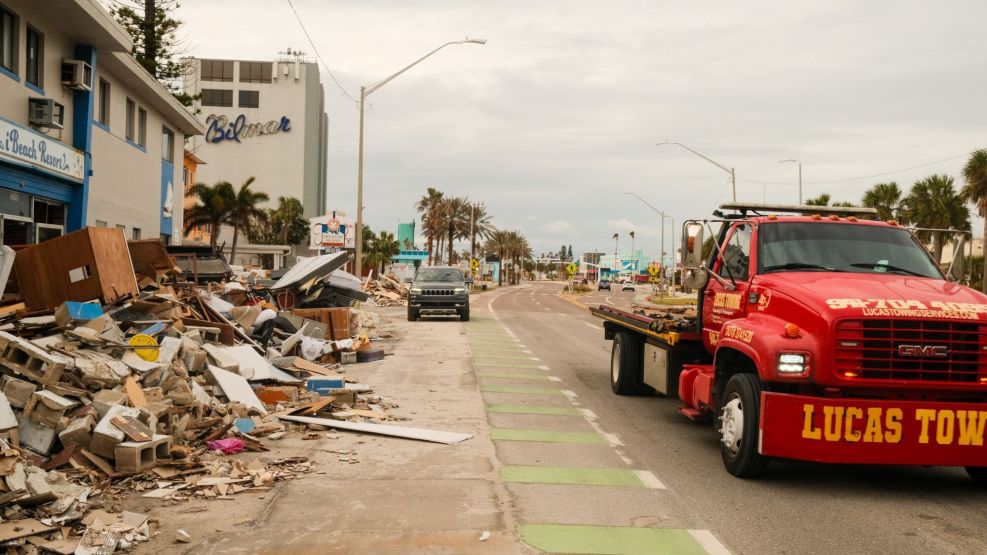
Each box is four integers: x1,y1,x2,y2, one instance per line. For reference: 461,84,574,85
647,263,660,276
470,258,480,270
566,263,578,275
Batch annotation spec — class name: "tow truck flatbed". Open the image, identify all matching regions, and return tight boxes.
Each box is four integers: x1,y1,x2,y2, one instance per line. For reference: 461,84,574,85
590,305,701,347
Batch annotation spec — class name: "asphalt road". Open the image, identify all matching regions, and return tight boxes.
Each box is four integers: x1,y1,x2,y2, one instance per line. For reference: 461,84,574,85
480,281,987,555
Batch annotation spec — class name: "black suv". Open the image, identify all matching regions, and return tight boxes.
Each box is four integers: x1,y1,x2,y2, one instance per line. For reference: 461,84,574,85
407,266,470,321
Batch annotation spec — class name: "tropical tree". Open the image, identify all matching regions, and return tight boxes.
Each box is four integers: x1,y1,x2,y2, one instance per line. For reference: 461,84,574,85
506,230,533,285
484,230,512,286
960,150,987,292
415,188,444,265
804,194,831,206
184,180,234,247
368,231,401,275
862,182,904,222
901,174,971,264
271,196,307,245
467,202,495,262
441,196,471,265
225,177,269,263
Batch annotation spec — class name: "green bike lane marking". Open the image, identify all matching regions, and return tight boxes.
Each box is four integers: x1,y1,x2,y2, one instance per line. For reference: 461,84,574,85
501,465,664,489
481,385,563,395
519,524,715,555
486,404,583,416
490,428,607,444
475,362,544,370
478,372,555,381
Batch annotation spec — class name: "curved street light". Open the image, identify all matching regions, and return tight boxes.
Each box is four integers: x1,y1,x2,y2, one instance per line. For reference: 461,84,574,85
656,141,736,202
623,192,675,291
355,38,487,276
779,159,802,204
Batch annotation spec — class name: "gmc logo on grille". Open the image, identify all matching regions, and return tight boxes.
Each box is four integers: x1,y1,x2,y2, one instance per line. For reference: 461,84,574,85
897,345,949,358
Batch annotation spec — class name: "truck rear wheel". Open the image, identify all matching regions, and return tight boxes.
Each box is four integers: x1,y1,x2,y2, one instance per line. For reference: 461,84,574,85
965,466,987,486
719,373,769,478
610,332,642,395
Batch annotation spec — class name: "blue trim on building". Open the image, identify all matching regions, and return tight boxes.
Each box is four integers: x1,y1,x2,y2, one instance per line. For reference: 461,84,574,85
93,120,110,133
126,139,146,153
0,164,75,204
0,66,18,83
67,44,95,231
24,81,44,95
159,159,173,237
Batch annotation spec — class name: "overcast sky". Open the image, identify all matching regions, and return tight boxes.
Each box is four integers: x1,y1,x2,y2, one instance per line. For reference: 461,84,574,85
176,0,987,259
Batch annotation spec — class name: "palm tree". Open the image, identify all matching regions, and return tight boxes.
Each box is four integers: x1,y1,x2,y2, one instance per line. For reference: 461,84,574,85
467,202,495,262
961,150,987,291
225,177,270,263
184,180,235,247
484,230,512,286
415,188,444,265
804,194,831,206
361,226,380,274
271,196,305,245
440,196,471,265
902,174,971,264
373,231,401,274
862,182,904,222
505,230,532,285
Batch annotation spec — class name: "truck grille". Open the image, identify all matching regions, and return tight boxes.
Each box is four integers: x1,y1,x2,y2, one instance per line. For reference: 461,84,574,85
422,289,454,296
834,319,987,383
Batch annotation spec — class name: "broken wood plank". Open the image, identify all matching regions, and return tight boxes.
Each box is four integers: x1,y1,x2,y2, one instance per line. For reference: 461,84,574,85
0,518,56,542
290,396,335,416
279,415,472,445
111,415,152,442
123,376,147,408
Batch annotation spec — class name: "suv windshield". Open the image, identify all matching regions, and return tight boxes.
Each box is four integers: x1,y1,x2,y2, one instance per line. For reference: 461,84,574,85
758,222,942,279
416,268,464,282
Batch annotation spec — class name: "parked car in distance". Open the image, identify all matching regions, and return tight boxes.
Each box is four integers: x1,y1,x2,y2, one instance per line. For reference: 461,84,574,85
407,266,470,321
598,279,611,291
621,281,636,292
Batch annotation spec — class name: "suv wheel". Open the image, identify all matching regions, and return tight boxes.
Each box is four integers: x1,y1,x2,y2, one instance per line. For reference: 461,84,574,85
407,309,419,321
460,306,470,321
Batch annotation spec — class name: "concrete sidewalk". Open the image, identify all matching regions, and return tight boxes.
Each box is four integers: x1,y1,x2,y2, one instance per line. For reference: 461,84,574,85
138,307,524,554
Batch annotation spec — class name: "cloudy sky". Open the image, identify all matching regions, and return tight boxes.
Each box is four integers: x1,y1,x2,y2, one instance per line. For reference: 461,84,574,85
176,0,987,259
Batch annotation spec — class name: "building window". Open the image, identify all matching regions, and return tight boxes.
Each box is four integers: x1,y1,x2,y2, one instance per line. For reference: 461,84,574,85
137,107,147,147
125,98,135,140
238,90,259,108
162,126,174,162
133,228,141,240
239,61,271,83
200,59,233,82
0,6,16,73
25,25,42,88
98,78,110,125
200,88,233,107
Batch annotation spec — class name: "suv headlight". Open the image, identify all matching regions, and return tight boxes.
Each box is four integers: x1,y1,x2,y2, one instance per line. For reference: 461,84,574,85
777,352,809,375
410,287,422,294
454,287,466,294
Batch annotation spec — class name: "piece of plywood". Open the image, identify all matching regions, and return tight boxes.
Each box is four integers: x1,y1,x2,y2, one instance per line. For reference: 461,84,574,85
111,416,152,442
0,518,56,542
206,366,266,415
123,376,147,408
279,415,472,445
289,396,335,416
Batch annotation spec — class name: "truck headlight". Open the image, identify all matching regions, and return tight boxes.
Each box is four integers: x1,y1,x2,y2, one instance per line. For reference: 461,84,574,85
410,287,422,294
777,352,808,374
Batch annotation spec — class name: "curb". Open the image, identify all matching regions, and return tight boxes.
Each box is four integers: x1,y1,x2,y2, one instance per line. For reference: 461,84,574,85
555,289,591,311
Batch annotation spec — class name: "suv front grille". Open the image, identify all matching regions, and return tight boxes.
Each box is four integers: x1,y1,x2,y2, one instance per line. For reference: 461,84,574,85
422,289,454,296
834,319,987,383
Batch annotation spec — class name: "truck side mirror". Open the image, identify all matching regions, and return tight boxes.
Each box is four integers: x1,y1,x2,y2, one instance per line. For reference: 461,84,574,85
948,234,967,281
681,222,705,269
681,268,710,290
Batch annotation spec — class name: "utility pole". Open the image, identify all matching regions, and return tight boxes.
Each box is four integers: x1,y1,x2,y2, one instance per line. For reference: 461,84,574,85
780,159,803,205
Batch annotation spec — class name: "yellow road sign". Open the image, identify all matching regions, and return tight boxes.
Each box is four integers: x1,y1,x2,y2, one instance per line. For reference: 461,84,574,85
647,264,660,276
566,263,578,274
129,334,160,362
471,258,480,270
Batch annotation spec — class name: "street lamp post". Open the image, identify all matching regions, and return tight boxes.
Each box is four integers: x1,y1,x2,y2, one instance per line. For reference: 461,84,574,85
656,141,736,202
779,159,802,205
623,192,676,292
355,38,486,277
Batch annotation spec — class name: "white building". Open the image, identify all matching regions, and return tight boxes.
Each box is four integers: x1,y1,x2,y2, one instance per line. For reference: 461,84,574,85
0,0,203,245
182,52,328,263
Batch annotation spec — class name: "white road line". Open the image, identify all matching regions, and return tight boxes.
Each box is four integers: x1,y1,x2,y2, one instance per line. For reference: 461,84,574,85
547,376,562,382
584,322,602,330
602,432,624,447
523,350,533,354
561,390,578,401
634,470,666,490
614,449,635,465
688,530,732,555
538,365,550,370
529,357,541,362
578,408,597,419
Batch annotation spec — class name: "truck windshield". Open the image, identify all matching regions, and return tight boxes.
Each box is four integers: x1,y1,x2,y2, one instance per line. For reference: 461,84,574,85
758,222,942,278
416,268,464,282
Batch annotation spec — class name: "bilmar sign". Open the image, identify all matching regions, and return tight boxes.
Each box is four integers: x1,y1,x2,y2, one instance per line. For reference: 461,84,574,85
205,114,291,144
0,118,84,182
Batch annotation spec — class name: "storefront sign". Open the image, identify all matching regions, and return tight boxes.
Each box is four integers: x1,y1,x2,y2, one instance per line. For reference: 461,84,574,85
0,118,84,182
310,212,354,249
205,114,291,144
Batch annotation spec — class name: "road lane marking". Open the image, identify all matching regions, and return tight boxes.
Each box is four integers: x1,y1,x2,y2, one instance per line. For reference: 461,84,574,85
579,408,597,419
561,390,578,401
480,385,565,396
478,372,555,381
490,429,608,444
538,365,550,370
518,524,710,555
584,322,602,330
688,530,733,555
500,466,665,489
475,361,544,369
486,405,584,416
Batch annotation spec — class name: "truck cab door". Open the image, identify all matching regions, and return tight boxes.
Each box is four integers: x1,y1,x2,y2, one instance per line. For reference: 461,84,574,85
702,223,753,351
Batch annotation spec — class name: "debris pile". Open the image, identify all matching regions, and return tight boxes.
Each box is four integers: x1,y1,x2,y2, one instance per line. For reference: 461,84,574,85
362,275,409,308
0,227,466,553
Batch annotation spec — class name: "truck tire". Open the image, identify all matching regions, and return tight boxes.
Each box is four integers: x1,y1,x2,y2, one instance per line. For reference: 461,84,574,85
611,332,643,395
966,467,987,486
407,309,419,321
719,373,769,478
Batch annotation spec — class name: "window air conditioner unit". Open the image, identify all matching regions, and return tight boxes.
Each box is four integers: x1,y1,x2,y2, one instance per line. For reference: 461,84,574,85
61,59,94,91
28,98,65,129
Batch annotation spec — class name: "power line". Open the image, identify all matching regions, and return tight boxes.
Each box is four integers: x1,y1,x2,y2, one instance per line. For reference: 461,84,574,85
738,151,972,186
285,0,360,107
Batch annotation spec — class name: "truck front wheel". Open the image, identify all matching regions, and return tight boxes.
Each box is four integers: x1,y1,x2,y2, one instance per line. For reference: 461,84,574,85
965,467,987,486
719,373,769,478
610,332,642,395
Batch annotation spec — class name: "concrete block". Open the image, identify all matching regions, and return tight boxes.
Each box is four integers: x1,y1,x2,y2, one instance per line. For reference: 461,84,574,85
0,376,35,409
18,418,59,455
90,405,141,459
202,344,239,373
23,390,76,427
0,331,70,386
92,389,128,420
114,434,172,474
58,414,96,449
157,337,182,365
5,462,25,492
24,466,51,496
181,347,207,374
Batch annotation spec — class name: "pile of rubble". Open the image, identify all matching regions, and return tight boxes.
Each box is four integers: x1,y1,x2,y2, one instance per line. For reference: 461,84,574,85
0,228,467,553
362,274,409,308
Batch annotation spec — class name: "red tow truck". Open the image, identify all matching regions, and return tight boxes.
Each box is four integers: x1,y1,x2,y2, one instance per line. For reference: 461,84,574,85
592,203,987,480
